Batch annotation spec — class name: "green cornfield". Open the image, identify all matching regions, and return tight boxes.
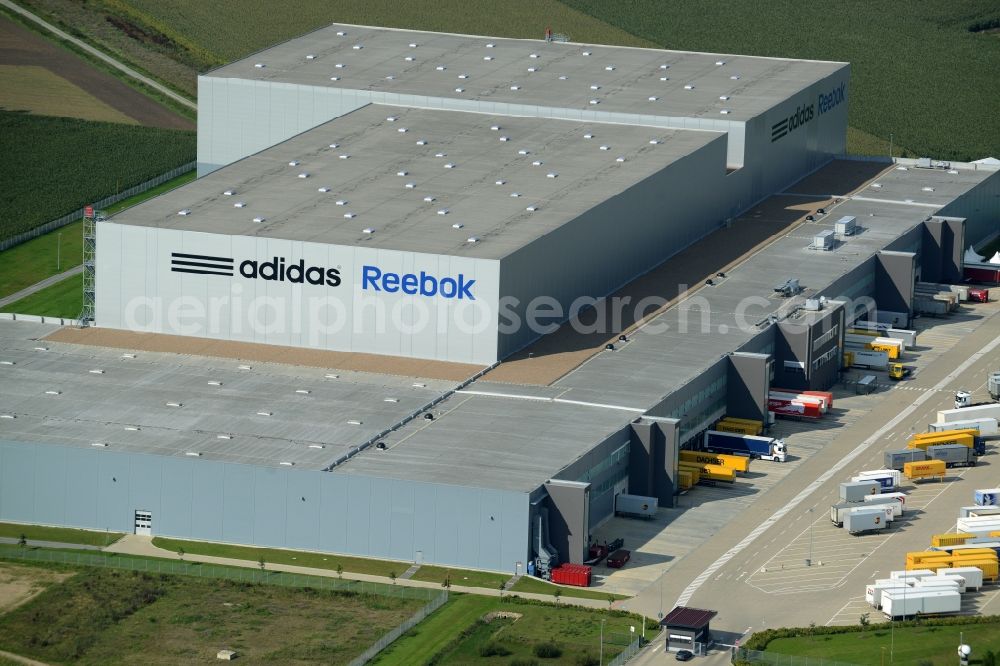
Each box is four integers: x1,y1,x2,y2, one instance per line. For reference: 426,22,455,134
0,111,195,242
561,0,1000,162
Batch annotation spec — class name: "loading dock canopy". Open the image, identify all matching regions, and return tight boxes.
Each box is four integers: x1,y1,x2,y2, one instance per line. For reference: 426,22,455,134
660,606,718,630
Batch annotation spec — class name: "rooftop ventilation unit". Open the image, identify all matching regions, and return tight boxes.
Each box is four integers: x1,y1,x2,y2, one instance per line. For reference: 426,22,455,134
336,30,346,36
435,152,446,157
589,99,600,105
362,227,375,234
715,60,726,66
343,212,356,219
0,414,14,419
558,75,568,80
330,76,340,81
91,442,108,448
347,419,363,425
529,53,539,59
834,216,857,236
486,43,495,48
510,85,520,90
404,56,414,62
288,160,299,166
309,444,325,449
812,229,836,250
648,96,659,101
719,95,730,101
437,209,449,215
582,51,591,56
467,236,479,243
730,74,741,80
252,217,265,223
352,44,363,50
297,173,309,178
408,42,417,48
295,389,311,394
531,160,542,166
616,156,626,162
324,373,339,379
773,278,802,297
499,136,509,142
455,87,464,92
649,139,661,145
384,397,399,403
583,133,593,139
599,145,610,151
216,434,232,440
254,63,265,69
510,192,521,198
165,401,182,407
458,74,469,79
279,461,294,467
305,54,316,60
526,205,539,212
45,390,61,395
605,65,615,71
495,179,506,185
124,426,140,431
416,139,427,145
185,451,201,457
452,223,464,229
397,127,408,133
0,361,14,365
335,63,345,69
177,209,191,216
318,187,331,193
89,369,104,374
405,182,416,189
720,109,731,115
412,382,426,388
660,64,670,70
121,353,136,359
207,380,222,386
546,172,558,178
590,84,601,90
234,202,246,208
335,199,347,206
34,346,48,351
684,84,695,90
223,190,235,196
423,195,435,202
329,143,339,149
256,411,272,417
435,65,446,70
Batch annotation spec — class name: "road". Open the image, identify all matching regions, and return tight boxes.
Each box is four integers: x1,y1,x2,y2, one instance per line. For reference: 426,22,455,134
0,265,82,310
0,0,196,110
619,302,1000,661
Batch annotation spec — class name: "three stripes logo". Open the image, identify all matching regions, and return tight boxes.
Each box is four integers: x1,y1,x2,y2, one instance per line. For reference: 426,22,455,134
770,118,790,142
170,252,234,277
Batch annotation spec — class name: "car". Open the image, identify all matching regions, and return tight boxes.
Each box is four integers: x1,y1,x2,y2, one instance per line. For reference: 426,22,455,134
675,650,694,661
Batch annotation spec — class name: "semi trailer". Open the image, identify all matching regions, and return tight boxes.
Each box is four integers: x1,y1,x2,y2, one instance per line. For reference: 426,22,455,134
885,448,926,470
926,444,977,467
702,430,786,462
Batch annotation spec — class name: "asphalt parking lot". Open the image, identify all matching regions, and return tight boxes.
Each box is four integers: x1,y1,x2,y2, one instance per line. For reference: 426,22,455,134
610,298,1000,662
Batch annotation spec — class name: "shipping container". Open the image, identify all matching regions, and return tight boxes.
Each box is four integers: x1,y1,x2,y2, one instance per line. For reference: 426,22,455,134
551,563,592,587
926,444,977,467
938,566,983,591
679,449,751,473
866,580,912,608
614,494,658,519
840,480,881,502
931,533,973,547
885,448,926,471
929,418,999,437
929,574,967,593
845,506,892,533
862,493,904,517
938,404,1000,426
852,469,901,491
959,506,1000,518
848,349,890,370
890,569,935,580
904,459,946,481
909,430,983,455
975,489,1000,506
882,590,961,619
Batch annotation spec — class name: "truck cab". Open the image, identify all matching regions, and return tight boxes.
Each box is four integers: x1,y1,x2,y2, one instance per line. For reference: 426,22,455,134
771,439,788,463
889,363,911,380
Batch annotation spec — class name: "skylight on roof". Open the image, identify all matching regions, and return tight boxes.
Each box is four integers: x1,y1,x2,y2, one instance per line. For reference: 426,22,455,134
223,189,235,196
648,96,659,101
483,56,494,61
517,149,529,155
344,212,356,219
495,179,506,185
330,76,340,81
397,170,408,176
335,63,345,68
590,84,601,90
720,109,731,115
254,63,265,69
684,84,695,90
336,30,346,36
558,75,568,80
335,199,347,206
405,56,414,62
409,42,417,48
177,209,191,216
459,74,469,79
467,236,479,243
436,65,446,71
252,216,265,223
423,195,435,202
582,51,592,56
405,182,416,189
455,87,464,93
589,99,600,105
529,53,539,59
363,227,375,234
437,209,449,215
306,54,316,60
352,44,363,50
452,223,464,229
318,187,331,193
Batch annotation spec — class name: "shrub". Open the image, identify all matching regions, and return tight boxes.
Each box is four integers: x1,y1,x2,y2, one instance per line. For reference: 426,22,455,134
533,641,562,658
575,654,600,666
984,650,997,666
479,642,511,657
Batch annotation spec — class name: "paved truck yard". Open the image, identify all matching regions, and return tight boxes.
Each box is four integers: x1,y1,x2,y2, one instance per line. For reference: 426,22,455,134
620,296,1000,657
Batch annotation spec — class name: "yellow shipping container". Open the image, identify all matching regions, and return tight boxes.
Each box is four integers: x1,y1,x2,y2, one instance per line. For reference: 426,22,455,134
931,533,974,547
717,417,764,436
679,450,751,473
906,551,953,564
956,559,1000,581
904,459,947,480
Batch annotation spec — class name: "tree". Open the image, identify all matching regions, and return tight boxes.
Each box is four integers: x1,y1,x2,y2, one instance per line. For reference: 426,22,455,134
389,570,397,585
554,588,561,604
17,534,26,548
442,576,451,589
336,563,343,579
177,547,185,561
983,650,997,666
499,580,506,598
858,613,870,630
607,594,615,609
258,555,266,572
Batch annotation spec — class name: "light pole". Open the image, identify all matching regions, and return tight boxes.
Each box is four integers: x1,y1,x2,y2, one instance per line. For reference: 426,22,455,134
57,232,62,271
889,133,894,160
599,618,607,666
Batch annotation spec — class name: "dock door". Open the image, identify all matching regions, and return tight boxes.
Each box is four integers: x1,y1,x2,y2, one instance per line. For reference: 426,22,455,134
134,510,152,536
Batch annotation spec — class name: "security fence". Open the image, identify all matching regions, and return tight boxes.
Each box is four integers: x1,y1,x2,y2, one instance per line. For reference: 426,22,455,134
0,546,439,601
0,161,195,252
348,589,449,666
734,647,860,666
607,635,645,666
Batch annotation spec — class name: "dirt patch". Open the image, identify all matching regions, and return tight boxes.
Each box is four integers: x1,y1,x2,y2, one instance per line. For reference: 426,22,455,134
0,562,72,616
0,16,192,130
45,327,484,382
0,64,135,123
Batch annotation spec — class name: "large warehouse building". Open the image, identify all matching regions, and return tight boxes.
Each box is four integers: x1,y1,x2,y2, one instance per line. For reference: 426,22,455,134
2,24,999,574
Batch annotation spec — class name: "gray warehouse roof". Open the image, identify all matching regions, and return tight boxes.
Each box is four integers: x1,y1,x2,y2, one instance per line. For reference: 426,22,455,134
0,320,451,470
111,104,721,259
207,23,846,124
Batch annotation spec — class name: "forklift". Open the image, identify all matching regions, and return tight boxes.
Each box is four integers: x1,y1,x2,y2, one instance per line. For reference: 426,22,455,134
888,362,911,381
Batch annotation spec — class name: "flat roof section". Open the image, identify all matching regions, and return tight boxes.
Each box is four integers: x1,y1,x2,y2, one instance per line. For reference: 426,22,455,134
111,104,720,260
45,326,484,382
334,389,632,492
0,320,453,469
208,23,845,124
